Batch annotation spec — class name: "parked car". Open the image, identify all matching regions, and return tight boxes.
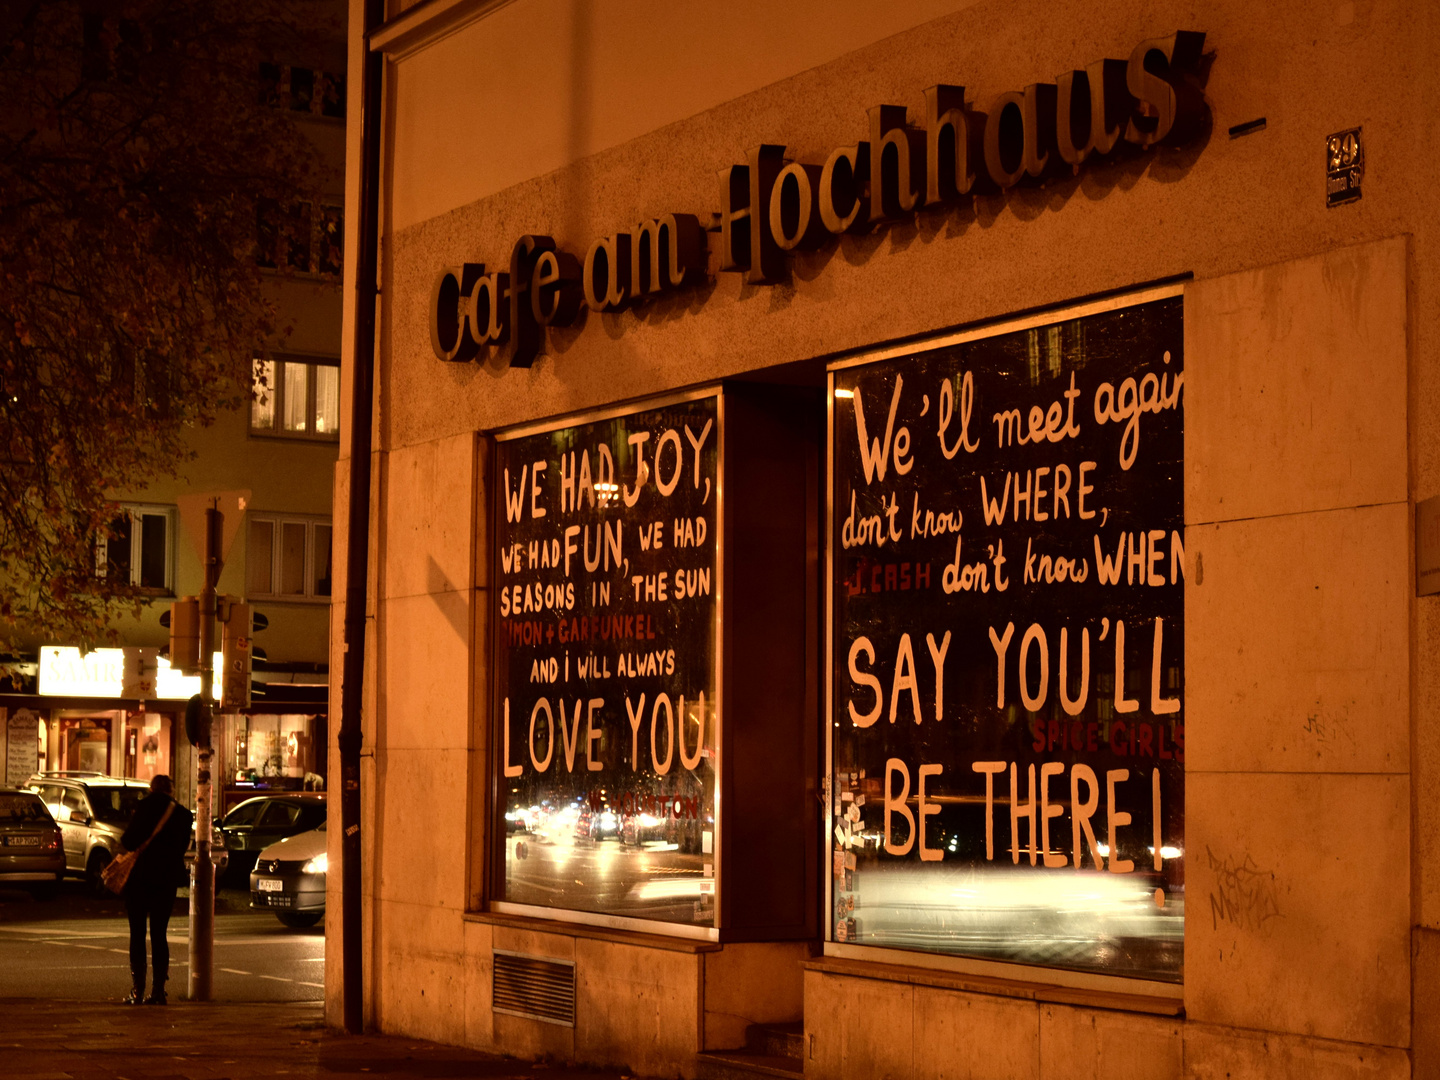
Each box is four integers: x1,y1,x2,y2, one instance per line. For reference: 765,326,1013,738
215,793,326,882
0,788,65,899
575,806,620,841
187,820,229,879
25,772,149,891
249,822,326,928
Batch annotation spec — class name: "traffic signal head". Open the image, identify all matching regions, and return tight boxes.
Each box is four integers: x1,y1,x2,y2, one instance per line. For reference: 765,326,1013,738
168,598,201,675
221,601,252,711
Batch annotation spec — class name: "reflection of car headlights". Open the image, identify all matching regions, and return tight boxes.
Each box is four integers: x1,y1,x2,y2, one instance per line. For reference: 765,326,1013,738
303,853,328,874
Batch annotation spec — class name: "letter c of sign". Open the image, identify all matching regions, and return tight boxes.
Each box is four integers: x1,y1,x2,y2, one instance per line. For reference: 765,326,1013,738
430,263,482,363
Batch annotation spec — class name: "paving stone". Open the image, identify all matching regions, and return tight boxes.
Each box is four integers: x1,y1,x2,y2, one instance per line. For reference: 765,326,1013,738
1,998,648,1080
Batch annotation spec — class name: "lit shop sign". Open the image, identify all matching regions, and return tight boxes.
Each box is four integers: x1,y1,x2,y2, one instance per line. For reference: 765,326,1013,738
430,31,1206,370
38,646,221,701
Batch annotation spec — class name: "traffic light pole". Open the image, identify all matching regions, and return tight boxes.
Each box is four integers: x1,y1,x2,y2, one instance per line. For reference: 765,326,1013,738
188,505,221,1002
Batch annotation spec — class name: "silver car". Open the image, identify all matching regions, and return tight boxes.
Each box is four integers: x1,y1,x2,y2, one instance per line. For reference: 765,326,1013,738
25,772,149,891
250,822,327,928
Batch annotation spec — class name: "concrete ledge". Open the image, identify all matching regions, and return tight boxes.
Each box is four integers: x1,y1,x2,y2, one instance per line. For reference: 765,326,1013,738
802,955,1184,1017
464,909,722,953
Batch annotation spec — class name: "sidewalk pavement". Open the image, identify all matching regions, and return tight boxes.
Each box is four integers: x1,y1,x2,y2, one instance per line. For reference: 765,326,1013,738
0,998,651,1080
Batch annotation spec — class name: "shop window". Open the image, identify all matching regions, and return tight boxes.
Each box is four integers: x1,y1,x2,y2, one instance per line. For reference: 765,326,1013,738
57,716,112,774
490,387,818,938
828,289,1185,984
224,713,322,789
95,504,174,592
124,712,171,782
247,516,331,602
251,355,340,440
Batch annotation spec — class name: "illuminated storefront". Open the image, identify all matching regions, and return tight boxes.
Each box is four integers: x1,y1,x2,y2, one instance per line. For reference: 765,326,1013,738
340,1,1435,1077
0,647,325,806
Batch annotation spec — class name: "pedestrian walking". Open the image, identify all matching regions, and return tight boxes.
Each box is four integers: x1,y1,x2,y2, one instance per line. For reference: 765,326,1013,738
118,774,193,1005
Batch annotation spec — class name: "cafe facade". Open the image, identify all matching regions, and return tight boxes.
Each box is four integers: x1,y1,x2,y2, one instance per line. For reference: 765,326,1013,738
332,1,1440,1076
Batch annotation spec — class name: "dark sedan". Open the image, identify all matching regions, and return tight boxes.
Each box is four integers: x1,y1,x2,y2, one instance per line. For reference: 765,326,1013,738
0,789,65,899
215,793,326,882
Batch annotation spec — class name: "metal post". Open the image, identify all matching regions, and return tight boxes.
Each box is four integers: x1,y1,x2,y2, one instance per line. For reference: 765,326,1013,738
188,505,221,1002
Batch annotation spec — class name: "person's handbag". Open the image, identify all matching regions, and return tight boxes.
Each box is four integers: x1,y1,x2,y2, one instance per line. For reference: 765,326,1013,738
101,801,175,895
100,849,138,894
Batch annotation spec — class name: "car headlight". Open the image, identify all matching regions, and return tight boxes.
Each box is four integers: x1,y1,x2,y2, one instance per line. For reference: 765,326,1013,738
302,853,328,875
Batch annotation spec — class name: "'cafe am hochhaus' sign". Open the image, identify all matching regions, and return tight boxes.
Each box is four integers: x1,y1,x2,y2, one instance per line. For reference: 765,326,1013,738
429,31,1207,370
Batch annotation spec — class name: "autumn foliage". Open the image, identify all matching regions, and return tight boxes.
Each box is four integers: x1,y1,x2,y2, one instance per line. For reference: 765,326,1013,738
0,1,329,648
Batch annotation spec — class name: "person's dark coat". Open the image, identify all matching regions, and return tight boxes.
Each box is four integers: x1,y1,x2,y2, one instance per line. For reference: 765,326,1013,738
121,791,194,895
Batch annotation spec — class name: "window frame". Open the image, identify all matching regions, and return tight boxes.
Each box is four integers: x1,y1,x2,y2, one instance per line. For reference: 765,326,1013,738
94,503,176,594
246,513,333,604
250,353,341,442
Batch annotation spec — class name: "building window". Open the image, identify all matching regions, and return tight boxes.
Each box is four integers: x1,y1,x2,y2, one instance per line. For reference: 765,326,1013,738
251,355,340,441
259,62,345,119
256,202,342,278
82,13,141,83
318,205,344,277
247,516,332,602
95,505,175,592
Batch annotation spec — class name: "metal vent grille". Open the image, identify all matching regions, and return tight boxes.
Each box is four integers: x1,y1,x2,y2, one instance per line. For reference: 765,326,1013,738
492,950,575,1027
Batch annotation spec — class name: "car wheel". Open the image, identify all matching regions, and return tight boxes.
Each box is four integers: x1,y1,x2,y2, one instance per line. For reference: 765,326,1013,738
276,912,322,929
86,850,113,896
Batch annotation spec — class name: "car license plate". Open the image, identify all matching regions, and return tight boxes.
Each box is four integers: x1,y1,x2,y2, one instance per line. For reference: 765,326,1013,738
257,878,282,892
5,836,39,846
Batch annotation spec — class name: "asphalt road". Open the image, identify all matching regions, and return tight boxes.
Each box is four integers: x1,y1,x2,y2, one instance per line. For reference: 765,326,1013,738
0,878,323,1003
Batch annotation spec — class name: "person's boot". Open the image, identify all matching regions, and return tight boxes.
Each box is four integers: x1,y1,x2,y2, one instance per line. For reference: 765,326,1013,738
122,975,145,1005
145,976,167,1005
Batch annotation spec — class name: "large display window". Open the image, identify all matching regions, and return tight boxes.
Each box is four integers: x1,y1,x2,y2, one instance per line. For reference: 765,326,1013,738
491,386,819,939
827,288,1185,983
493,392,722,930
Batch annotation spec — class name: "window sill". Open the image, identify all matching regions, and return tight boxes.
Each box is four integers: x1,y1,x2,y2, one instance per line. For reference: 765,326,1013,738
256,266,342,283
93,584,174,599
464,909,721,954
803,953,1183,1017
247,429,342,444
